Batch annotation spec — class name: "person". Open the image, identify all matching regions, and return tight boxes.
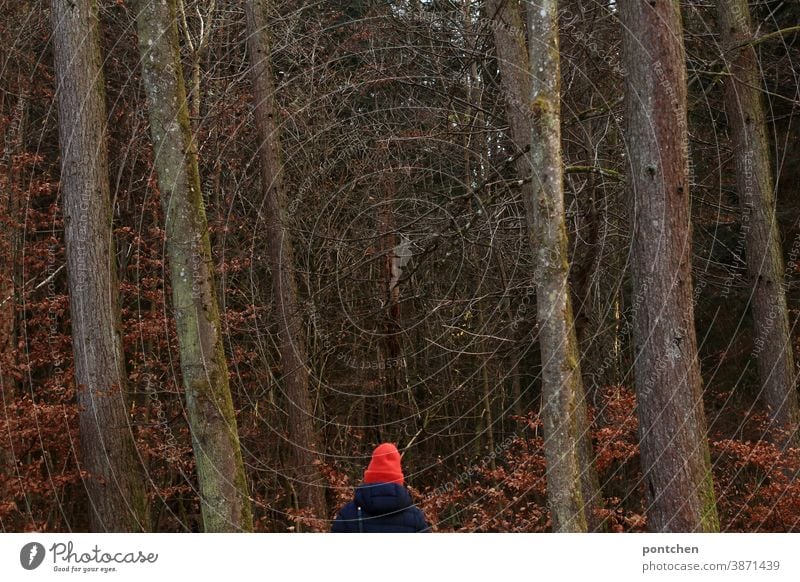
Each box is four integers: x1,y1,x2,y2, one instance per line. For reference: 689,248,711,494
331,443,430,532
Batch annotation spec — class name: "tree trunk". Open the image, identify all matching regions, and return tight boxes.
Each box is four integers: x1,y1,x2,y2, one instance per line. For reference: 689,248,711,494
244,0,328,524
0,85,26,480
464,1,496,463
490,0,600,531
0,95,24,414
133,0,253,532
718,0,799,449
379,172,402,409
51,0,150,532
619,0,719,532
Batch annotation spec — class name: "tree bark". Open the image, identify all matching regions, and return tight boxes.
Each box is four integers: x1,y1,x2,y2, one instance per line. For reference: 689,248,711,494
0,95,24,413
718,0,799,449
378,172,402,412
484,0,601,531
0,84,26,481
51,0,150,531
244,0,327,524
133,0,253,532
619,0,720,532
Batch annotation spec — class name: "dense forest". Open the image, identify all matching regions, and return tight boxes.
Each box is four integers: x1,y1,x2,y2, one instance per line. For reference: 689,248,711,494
1,0,799,532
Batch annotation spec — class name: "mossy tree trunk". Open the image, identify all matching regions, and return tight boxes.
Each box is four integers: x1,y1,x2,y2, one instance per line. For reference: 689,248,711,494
490,0,600,531
619,0,720,532
51,0,150,531
718,0,799,449
244,0,328,525
133,0,253,532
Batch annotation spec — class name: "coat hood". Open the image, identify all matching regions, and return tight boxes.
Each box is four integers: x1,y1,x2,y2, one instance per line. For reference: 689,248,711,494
354,482,413,515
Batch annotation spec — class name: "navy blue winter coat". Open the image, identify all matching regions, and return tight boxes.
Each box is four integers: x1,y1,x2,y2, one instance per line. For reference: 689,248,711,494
331,482,430,533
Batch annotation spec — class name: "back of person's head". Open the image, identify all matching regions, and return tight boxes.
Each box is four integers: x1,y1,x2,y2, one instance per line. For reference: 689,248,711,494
364,442,404,485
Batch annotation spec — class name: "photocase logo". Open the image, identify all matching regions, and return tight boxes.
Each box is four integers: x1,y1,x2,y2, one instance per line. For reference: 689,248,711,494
20,542,46,570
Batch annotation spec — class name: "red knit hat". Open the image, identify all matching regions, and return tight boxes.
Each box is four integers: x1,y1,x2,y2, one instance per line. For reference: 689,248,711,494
363,443,404,485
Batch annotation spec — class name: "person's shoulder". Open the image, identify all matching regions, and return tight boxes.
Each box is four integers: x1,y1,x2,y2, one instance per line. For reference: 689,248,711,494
335,500,358,520
407,503,430,532
331,500,358,533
